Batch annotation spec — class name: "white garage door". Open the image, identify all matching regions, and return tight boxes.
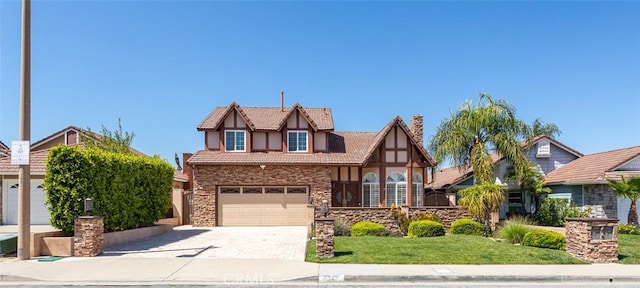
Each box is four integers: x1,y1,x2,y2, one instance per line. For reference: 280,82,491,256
617,197,640,224
219,186,309,226
5,179,50,225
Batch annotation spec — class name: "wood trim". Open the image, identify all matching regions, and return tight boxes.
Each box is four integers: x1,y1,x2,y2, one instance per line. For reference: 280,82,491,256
380,140,386,206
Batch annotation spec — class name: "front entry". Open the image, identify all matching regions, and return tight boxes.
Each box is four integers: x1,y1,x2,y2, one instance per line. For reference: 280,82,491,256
331,182,360,207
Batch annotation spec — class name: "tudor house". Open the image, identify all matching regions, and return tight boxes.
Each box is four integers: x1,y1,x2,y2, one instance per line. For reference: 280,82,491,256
187,99,439,227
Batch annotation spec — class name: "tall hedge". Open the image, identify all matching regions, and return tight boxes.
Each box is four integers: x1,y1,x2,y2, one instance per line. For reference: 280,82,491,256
44,145,173,235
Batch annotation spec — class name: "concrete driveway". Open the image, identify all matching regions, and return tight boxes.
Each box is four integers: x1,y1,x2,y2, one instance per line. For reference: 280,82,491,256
102,226,308,261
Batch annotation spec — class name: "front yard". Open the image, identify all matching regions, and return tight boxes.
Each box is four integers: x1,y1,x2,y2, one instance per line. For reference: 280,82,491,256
306,235,586,264
618,234,640,264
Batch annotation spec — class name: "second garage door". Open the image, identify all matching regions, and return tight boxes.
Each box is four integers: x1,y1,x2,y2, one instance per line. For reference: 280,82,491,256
219,186,309,226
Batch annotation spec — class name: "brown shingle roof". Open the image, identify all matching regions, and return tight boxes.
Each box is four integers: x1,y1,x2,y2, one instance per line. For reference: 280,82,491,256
188,131,377,165
545,146,640,184
0,148,50,174
0,140,9,156
197,102,334,131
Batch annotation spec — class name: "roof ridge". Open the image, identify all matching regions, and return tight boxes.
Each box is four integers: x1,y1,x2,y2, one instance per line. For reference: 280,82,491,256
582,145,640,156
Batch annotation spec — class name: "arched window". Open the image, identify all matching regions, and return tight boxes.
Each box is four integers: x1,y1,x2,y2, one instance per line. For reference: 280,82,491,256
386,172,407,206
362,172,380,207
412,172,423,207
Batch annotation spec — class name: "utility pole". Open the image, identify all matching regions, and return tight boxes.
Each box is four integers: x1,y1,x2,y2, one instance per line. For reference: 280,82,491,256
17,0,31,260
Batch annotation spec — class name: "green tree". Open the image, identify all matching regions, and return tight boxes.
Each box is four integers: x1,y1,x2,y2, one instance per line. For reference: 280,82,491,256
83,118,135,154
505,163,551,212
529,118,562,139
429,93,531,184
607,176,640,227
458,183,505,231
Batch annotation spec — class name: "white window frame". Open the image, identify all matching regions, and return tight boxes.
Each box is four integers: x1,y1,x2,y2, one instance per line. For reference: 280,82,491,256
412,172,423,207
225,130,246,152
386,172,407,206
287,131,308,152
362,172,380,208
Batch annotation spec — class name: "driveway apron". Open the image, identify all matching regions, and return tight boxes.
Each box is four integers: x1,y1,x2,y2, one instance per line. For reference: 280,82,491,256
102,226,308,261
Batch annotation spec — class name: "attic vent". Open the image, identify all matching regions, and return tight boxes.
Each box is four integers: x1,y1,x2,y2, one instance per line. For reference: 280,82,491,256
536,139,551,158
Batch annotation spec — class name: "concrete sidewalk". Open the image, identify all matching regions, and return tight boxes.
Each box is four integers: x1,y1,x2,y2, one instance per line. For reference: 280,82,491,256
1,257,640,285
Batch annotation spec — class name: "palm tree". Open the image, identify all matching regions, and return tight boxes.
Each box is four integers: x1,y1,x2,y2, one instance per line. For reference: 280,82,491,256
530,118,562,138
504,163,550,212
429,93,531,184
458,183,505,231
429,93,530,230
607,176,640,226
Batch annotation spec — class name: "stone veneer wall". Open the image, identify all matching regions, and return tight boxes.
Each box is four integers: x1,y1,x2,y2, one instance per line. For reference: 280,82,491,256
315,218,334,258
73,216,104,257
327,207,469,235
583,184,618,219
192,165,331,226
565,218,618,263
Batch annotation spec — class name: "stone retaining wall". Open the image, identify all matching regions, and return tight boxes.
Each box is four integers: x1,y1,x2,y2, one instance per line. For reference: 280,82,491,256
327,206,469,235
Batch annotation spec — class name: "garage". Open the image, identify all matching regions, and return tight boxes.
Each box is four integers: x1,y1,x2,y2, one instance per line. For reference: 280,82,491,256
218,186,309,226
4,179,50,225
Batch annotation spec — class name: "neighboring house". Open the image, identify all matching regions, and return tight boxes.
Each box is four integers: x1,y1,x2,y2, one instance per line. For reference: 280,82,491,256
187,101,436,226
0,126,93,225
0,125,181,225
0,140,9,158
545,146,640,223
428,135,583,218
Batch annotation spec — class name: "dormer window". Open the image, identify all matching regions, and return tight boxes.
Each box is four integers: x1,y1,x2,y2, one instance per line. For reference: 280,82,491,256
288,131,308,152
536,139,551,158
225,130,246,152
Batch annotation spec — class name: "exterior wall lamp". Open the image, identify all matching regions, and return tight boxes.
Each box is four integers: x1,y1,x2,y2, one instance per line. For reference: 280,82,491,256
321,199,329,217
84,197,94,216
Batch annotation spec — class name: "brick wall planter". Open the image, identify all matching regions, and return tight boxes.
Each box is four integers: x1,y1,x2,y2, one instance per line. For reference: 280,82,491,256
327,206,469,235
565,218,618,263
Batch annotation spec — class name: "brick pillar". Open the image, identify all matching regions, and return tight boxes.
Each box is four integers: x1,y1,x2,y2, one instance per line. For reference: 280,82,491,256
74,216,104,257
566,218,618,263
315,218,334,258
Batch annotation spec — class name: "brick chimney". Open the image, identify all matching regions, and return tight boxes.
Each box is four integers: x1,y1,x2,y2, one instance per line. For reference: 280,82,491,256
410,114,424,147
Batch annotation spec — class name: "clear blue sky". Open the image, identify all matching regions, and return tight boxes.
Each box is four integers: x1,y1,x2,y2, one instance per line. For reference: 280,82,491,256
1,1,639,168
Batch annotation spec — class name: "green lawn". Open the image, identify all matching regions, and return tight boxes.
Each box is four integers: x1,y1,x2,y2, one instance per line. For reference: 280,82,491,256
306,235,585,264
618,234,640,264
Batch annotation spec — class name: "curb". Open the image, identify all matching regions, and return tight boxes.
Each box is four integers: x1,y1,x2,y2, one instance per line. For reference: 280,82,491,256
314,275,640,283
0,275,39,282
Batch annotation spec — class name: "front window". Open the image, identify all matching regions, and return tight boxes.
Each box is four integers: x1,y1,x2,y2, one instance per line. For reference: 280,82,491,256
386,172,407,206
362,172,380,207
287,131,308,152
225,130,246,152
412,172,423,207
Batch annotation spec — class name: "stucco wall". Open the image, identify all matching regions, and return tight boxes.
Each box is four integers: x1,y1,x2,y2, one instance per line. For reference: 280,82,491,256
192,165,331,226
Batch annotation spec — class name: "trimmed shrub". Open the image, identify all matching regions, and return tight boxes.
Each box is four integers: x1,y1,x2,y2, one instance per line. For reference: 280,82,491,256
497,217,533,244
619,224,640,235
334,218,351,236
407,220,445,238
415,212,442,223
45,145,173,235
351,221,385,236
450,218,490,236
522,229,566,250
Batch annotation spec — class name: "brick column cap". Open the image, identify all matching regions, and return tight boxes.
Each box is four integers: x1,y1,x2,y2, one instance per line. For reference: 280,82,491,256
566,218,618,223
315,218,335,221
77,216,104,219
